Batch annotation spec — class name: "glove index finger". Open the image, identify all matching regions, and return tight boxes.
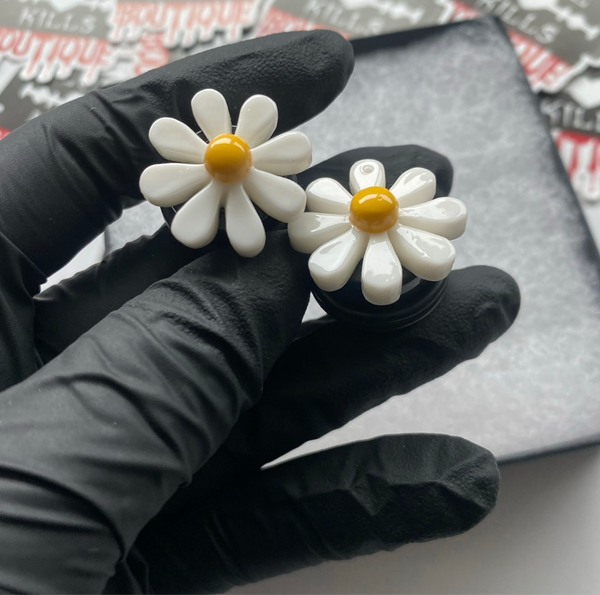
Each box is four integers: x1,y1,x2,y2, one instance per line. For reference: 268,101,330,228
137,434,500,594
0,31,353,277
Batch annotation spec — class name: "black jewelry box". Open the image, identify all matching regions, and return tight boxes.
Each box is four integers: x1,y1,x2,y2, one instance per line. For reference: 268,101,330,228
288,16,600,464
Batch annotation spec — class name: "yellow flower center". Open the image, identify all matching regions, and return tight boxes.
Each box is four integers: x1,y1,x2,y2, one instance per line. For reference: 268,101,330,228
204,133,252,183
349,186,398,234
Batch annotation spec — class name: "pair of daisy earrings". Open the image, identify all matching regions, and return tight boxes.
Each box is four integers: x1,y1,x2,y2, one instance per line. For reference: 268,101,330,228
140,89,467,319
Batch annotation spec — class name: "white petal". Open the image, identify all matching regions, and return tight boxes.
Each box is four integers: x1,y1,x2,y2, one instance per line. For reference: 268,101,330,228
306,178,352,214
191,89,232,140
251,132,312,175
398,197,467,240
309,228,369,292
235,95,278,148
288,213,351,254
243,167,306,223
140,163,211,207
361,233,403,306
388,225,455,282
171,182,223,249
349,159,386,194
390,167,436,207
224,184,265,258
148,118,206,163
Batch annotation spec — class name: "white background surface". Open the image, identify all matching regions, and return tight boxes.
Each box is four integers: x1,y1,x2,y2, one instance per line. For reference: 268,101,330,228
231,445,600,594
40,234,105,292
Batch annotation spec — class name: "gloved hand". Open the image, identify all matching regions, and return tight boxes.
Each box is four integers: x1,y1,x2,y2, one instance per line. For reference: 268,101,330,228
0,31,520,594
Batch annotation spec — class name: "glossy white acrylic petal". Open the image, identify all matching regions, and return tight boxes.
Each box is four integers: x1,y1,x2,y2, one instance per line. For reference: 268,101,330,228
243,167,306,223
397,197,468,240
251,132,312,175
288,213,351,254
390,167,436,208
140,163,211,207
225,184,265,258
349,159,386,194
388,224,456,282
148,118,206,164
308,227,369,292
361,233,403,306
235,95,278,148
191,89,232,140
171,182,223,249
306,178,352,214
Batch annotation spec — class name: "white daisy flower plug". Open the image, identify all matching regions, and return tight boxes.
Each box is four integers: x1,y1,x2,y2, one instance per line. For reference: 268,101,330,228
140,89,312,257
288,159,467,307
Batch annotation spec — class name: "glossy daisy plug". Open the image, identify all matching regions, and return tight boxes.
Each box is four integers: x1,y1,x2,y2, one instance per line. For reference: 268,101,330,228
140,89,312,257
288,159,467,328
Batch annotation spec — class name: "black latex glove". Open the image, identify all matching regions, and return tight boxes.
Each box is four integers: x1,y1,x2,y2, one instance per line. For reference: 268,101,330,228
0,31,520,594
